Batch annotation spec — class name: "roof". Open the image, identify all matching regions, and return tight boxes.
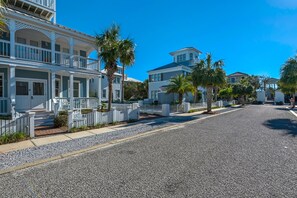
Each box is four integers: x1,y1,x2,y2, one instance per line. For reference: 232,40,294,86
148,60,195,72
169,47,202,56
227,72,249,77
125,77,142,83
6,8,94,40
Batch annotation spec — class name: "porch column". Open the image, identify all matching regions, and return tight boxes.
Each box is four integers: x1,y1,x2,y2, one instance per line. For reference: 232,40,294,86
69,37,74,67
69,72,74,110
50,71,56,111
51,32,56,64
97,74,102,105
86,78,90,108
9,65,16,117
9,20,16,59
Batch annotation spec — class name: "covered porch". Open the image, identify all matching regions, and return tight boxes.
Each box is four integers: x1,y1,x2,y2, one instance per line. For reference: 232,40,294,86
0,65,102,116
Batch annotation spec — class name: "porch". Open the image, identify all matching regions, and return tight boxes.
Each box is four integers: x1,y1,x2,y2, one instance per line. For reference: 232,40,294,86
0,66,102,115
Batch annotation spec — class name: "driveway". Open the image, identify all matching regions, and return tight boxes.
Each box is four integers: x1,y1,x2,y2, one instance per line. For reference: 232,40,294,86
0,105,296,197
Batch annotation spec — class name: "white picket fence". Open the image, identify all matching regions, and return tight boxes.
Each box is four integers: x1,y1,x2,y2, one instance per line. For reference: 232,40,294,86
69,104,140,129
0,112,35,137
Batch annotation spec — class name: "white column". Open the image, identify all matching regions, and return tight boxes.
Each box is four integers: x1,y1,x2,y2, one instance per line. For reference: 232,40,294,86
51,32,56,64
9,65,16,116
97,74,102,105
9,20,16,59
86,77,90,108
69,72,74,110
51,71,56,111
69,37,74,67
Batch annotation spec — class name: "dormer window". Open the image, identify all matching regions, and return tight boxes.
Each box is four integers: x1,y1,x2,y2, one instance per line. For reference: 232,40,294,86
176,54,186,63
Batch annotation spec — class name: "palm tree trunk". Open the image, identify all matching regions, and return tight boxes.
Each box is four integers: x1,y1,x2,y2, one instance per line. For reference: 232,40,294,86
121,65,125,103
214,87,218,102
179,93,183,105
107,75,113,111
206,86,213,112
292,93,296,109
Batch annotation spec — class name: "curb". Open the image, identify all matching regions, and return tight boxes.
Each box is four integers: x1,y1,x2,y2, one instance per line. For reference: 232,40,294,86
289,109,297,118
0,108,243,176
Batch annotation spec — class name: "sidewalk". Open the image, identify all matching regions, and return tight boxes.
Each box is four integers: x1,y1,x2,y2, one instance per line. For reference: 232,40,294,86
0,107,233,154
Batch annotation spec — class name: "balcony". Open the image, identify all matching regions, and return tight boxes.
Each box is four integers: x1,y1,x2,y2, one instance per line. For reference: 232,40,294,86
0,39,99,71
24,0,55,9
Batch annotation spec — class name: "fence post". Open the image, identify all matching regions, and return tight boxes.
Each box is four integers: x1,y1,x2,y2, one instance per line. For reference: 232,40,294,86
162,104,170,117
68,110,73,132
112,108,117,123
28,112,35,138
183,102,191,113
127,106,132,121
93,109,98,126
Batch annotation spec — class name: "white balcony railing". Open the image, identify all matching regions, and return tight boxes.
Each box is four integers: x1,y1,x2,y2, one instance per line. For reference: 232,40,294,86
56,98,100,111
55,52,71,67
16,43,52,63
0,40,99,71
24,0,55,10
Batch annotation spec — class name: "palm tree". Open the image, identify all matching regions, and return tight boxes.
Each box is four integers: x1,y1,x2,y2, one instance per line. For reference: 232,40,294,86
0,0,6,31
192,54,226,113
95,24,121,111
166,74,195,105
119,39,135,103
279,56,297,108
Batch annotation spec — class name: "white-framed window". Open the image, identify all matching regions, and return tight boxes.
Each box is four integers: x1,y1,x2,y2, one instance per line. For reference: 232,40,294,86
113,77,121,84
30,40,39,47
68,81,80,98
231,77,236,83
115,90,120,99
0,73,3,97
150,73,162,82
16,37,26,44
176,54,186,63
190,53,193,60
151,90,159,100
55,79,61,98
102,89,107,98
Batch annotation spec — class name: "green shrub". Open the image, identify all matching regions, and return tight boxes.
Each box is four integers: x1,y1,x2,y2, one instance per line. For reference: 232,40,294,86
81,109,92,114
54,115,68,128
59,111,68,116
0,132,28,145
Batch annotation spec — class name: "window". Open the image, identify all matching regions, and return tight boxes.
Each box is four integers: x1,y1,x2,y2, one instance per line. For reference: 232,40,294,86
176,54,186,63
113,77,121,84
190,53,193,60
151,90,159,100
73,82,80,98
231,77,236,83
16,81,29,95
0,73,3,97
115,90,120,99
30,40,39,47
16,37,26,44
33,82,44,96
150,74,162,82
102,90,107,98
55,80,60,97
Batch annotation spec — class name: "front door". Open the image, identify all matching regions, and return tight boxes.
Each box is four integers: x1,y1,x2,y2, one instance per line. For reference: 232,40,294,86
16,78,47,111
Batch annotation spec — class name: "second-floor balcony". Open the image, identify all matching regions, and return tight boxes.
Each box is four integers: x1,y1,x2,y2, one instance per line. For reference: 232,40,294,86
0,39,99,71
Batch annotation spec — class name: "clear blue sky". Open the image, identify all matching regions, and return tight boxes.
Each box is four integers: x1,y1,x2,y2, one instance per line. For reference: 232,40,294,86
57,0,297,81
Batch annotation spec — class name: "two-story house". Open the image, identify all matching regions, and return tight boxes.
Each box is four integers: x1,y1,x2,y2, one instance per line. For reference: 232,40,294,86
227,72,249,84
0,0,102,115
148,47,202,103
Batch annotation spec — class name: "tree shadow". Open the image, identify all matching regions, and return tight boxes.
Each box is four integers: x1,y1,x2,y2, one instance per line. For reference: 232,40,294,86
263,119,297,137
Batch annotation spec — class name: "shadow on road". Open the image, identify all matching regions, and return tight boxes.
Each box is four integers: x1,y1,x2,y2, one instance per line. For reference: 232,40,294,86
263,119,297,137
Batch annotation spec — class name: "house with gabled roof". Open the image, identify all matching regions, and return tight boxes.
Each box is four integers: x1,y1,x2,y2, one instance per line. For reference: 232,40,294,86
147,47,202,103
227,72,249,84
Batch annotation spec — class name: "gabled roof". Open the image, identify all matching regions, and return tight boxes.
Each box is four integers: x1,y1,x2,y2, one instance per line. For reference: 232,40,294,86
148,60,195,72
169,47,202,56
227,72,249,77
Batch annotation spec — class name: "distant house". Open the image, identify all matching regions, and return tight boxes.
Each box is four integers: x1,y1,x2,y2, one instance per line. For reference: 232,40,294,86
147,47,203,103
227,72,249,84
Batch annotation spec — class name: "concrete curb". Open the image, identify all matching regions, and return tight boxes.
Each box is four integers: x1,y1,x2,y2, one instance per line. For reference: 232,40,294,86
0,108,243,176
289,109,297,118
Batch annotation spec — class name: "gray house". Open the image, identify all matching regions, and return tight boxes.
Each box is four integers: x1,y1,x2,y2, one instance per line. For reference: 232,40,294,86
148,47,204,104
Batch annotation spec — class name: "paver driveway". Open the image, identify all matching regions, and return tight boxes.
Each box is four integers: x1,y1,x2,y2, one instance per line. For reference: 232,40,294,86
0,105,296,197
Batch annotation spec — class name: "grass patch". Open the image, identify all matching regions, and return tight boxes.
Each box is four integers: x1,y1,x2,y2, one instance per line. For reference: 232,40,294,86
0,132,28,145
0,115,12,120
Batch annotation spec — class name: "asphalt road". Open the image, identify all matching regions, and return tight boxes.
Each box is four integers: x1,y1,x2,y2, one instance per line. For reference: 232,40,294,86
0,105,297,197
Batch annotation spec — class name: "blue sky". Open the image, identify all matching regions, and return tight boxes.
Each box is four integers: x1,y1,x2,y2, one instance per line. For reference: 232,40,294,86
57,0,297,81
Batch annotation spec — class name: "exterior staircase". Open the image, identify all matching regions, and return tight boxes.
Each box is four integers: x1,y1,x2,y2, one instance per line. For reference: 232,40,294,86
34,111,55,127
